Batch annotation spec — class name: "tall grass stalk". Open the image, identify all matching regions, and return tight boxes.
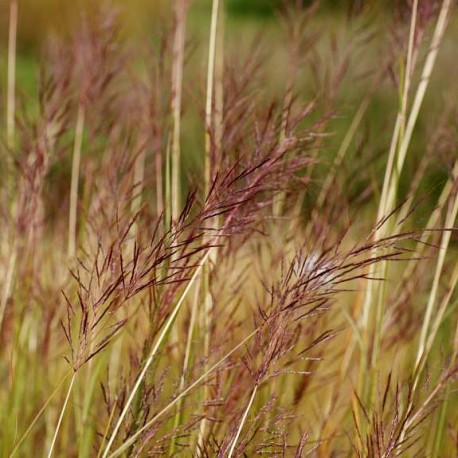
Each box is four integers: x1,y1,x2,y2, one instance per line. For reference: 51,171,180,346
130,136,147,241
204,0,220,185
214,4,224,161
46,372,77,458
169,277,201,455
7,0,18,149
164,136,172,227
167,0,188,376
428,253,458,456
433,306,458,454
77,358,107,457
2,2,18,338
171,0,187,221
358,0,452,403
392,0,452,191
68,103,86,258
415,178,458,376
197,0,222,450
342,160,458,382
359,0,418,343
10,371,72,457
155,143,164,216
227,384,258,458
431,382,451,458
96,399,118,458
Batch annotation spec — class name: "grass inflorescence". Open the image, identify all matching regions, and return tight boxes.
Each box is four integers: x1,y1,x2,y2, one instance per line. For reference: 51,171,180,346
1,0,458,456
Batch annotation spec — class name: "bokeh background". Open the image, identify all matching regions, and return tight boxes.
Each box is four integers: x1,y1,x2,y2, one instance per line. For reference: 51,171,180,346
0,1,431,52
1,0,457,208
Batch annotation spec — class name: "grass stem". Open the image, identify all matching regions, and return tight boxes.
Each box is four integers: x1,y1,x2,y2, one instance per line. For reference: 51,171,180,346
227,384,258,458
9,371,72,457
7,0,18,150
47,372,77,458
68,103,86,258
171,0,187,222
197,0,222,450
204,0,220,186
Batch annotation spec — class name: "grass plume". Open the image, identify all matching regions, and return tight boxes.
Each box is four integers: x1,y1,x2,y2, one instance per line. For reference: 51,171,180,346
1,1,458,456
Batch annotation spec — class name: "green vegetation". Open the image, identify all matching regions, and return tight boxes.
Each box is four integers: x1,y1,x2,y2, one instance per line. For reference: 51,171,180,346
1,1,458,457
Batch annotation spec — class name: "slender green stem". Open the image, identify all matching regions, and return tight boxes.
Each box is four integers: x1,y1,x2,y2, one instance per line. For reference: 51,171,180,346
165,136,172,230
9,371,72,457
155,140,164,217
227,384,258,458
204,0,220,186
169,276,201,455
47,372,77,458
2,0,19,360
171,0,187,222
357,0,452,404
391,2,454,447
431,386,450,458
394,0,451,187
362,0,418,333
197,0,222,450
415,183,458,376
130,137,147,240
214,4,224,163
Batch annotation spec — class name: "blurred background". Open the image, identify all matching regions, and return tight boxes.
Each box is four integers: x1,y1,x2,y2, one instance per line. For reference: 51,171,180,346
0,1,437,53
1,0,457,208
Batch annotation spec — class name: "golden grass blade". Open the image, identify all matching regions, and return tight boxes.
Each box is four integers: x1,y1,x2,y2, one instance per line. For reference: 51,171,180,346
7,0,18,149
68,104,86,258
46,372,77,458
227,384,258,458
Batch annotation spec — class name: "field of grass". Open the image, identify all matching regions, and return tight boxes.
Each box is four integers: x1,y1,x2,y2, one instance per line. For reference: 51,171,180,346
1,1,458,457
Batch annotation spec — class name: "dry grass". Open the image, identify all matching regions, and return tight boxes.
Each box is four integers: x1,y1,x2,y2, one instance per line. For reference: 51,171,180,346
1,1,458,457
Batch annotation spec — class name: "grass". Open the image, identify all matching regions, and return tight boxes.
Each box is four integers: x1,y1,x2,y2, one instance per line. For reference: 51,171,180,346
1,0,458,457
